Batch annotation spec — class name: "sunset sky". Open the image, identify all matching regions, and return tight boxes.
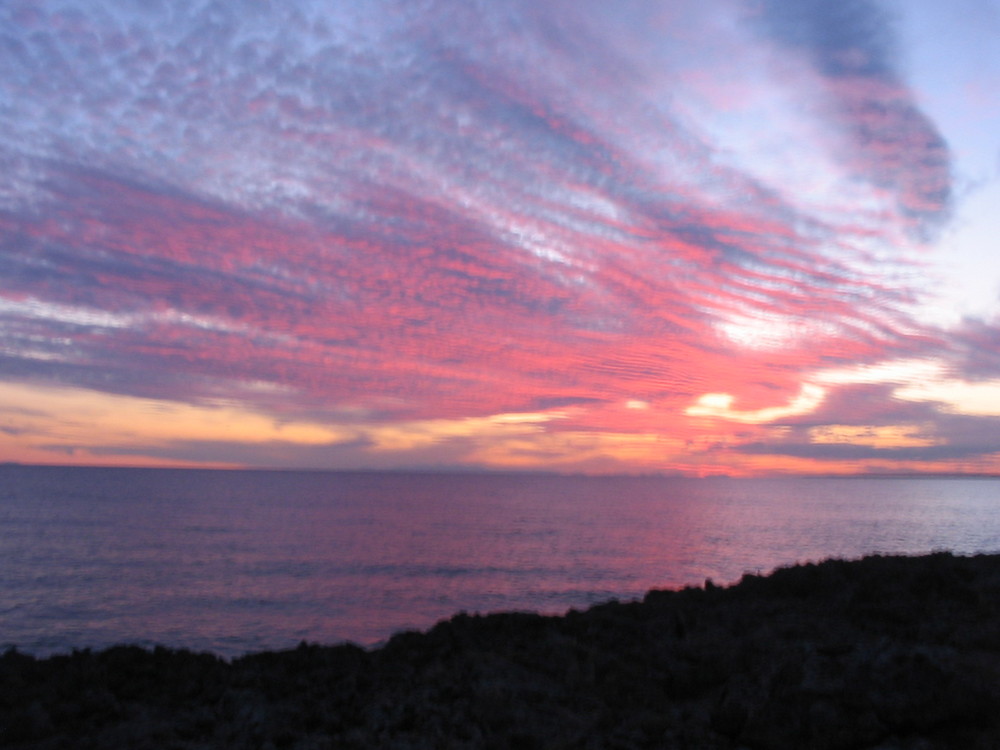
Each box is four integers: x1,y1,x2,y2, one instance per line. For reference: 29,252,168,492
2,0,999,475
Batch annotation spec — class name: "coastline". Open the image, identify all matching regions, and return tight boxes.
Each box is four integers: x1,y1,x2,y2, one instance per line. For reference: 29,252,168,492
3,551,1000,748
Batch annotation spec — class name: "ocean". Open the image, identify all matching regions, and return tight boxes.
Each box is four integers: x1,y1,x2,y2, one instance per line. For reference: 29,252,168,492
2,465,999,659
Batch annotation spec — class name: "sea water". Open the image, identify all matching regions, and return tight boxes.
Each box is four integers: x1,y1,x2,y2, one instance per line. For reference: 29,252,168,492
2,465,999,658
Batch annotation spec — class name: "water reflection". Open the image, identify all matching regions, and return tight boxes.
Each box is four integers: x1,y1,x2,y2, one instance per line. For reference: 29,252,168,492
2,467,999,657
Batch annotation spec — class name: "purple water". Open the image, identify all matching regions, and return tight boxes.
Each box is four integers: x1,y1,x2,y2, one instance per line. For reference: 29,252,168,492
2,466,999,658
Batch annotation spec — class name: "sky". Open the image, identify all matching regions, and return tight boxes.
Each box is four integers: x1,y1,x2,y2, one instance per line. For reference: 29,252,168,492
1,0,999,476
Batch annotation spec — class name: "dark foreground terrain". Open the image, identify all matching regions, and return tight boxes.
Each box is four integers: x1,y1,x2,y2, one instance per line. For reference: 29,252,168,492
4,552,1000,749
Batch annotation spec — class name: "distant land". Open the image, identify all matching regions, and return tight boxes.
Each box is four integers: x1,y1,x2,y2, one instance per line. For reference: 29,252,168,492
2,461,1000,480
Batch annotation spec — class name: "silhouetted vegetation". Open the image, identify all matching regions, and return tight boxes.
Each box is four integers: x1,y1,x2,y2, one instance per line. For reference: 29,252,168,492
4,552,1000,748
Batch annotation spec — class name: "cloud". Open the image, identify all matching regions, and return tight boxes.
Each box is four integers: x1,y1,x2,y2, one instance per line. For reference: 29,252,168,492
750,0,952,238
722,375,1000,467
752,0,898,78
736,439,993,463
0,0,981,473
950,316,1000,380
777,381,944,426
685,385,827,423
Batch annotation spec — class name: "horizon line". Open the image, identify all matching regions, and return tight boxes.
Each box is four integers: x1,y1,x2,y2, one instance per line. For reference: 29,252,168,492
4,461,1000,480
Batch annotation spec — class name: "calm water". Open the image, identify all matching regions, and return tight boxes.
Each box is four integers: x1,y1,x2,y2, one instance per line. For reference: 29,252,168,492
2,466,1000,658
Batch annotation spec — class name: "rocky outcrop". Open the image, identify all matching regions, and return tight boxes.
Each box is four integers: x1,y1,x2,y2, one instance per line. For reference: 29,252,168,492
4,552,1000,748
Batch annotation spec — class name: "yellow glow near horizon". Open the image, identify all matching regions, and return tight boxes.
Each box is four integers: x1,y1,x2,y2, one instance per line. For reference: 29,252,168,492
5,370,992,474
895,379,1000,416
366,410,564,452
0,382,353,457
468,429,681,470
809,423,942,449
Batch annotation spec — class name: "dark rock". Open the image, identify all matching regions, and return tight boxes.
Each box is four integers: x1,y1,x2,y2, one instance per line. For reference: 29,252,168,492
4,552,1000,748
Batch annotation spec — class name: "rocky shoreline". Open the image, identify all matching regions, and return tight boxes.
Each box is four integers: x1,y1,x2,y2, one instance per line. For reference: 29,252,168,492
4,551,1000,748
